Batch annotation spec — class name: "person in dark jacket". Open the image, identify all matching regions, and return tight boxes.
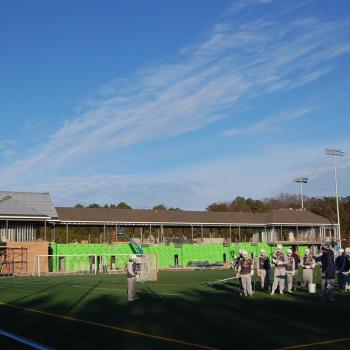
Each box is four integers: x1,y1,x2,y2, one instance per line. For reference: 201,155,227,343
291,248,300,291
315,243,336,302
335,249,346,292
344,248,350,291
256,249,271,292
234,250,244,295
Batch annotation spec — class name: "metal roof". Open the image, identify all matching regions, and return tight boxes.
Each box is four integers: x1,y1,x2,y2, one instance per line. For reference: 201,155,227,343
0,191,58,219
55,207,331,226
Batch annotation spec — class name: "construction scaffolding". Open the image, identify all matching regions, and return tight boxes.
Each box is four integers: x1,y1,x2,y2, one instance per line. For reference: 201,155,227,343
0,245,28,276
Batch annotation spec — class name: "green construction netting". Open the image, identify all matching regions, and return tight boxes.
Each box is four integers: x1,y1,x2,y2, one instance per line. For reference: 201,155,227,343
51,243,308,270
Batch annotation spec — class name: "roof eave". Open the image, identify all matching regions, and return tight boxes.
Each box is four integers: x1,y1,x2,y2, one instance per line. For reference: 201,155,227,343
52,219,331,226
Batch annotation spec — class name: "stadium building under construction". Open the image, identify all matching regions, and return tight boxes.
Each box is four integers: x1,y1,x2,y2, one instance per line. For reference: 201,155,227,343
0,191,339,276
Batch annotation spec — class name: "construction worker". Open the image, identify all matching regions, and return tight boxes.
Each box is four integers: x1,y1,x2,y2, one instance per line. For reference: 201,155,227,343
291,247,300,291
237,250,254,297
315,243,336,302
257,248,271,291
285,249,295,293
127,255,139,302
300,248,315,289
335,248,346,292
271,244,287,295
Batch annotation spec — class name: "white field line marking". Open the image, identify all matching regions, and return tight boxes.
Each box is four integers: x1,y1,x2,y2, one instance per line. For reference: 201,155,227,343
69,284,184,296
0,328,54,350
0,302,220,350
2,282,183,296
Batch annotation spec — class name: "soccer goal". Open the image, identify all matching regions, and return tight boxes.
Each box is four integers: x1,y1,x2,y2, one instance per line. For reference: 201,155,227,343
34,253,158,281
135,254,158,282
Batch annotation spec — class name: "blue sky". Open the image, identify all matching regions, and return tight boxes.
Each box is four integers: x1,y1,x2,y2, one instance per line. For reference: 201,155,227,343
1,0,350,209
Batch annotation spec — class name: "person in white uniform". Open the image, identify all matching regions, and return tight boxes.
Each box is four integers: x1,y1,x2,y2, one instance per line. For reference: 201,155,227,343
300,249,315,289
127,255,139,302
271,244,287,295
285,249,295,293
237,250,254,297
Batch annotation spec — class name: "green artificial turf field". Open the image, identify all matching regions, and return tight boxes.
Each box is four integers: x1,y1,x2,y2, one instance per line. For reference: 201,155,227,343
0,270,349,350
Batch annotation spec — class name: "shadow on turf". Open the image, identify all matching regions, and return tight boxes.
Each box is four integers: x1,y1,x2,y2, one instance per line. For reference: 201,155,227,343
1,279,350,350
207,282,237,294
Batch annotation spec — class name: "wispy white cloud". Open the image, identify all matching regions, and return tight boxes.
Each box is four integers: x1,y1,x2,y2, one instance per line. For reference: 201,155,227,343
0,140,17,160
223,106,316,136
224,0,273,16
1,1,350,206
38,141,350,210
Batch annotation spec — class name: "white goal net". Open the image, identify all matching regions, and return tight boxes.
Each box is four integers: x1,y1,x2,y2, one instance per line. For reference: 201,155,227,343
34,253,158,281
135,254,158,282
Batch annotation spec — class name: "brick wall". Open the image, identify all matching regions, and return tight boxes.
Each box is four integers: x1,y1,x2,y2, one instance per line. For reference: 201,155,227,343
6,241,49,275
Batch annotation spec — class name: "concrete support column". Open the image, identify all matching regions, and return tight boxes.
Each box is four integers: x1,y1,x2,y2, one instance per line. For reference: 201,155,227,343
66,223,69,244
160,225,164,243
5,220,9,241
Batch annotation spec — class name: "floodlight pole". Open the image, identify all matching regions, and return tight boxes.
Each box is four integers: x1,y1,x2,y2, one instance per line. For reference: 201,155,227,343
299,180,304,209
293,177,308,210
325,148,344,247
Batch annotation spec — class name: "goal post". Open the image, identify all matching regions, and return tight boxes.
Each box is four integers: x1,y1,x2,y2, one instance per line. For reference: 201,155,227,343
35,254,98,276
136,254,158,282
34,253,158,280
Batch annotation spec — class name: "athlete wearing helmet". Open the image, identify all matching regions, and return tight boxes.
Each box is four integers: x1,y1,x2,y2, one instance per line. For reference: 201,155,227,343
127,255,139,302
271,244,287,295
237,250,254,297
285,249,295,293
300,248,315,289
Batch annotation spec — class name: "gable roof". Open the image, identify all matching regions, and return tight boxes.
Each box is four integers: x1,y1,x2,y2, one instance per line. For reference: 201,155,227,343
0,191,58,219
55,207,331,226
265,209,331,225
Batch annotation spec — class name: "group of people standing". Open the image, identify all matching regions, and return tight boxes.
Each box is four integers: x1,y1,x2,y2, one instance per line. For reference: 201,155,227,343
234,243,350,302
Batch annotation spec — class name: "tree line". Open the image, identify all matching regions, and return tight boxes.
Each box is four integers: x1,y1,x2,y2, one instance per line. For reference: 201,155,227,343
74,202,182,211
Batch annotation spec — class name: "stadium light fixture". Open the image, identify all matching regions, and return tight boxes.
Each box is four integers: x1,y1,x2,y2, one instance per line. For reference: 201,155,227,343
293,176,308,209
325,148,344,247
